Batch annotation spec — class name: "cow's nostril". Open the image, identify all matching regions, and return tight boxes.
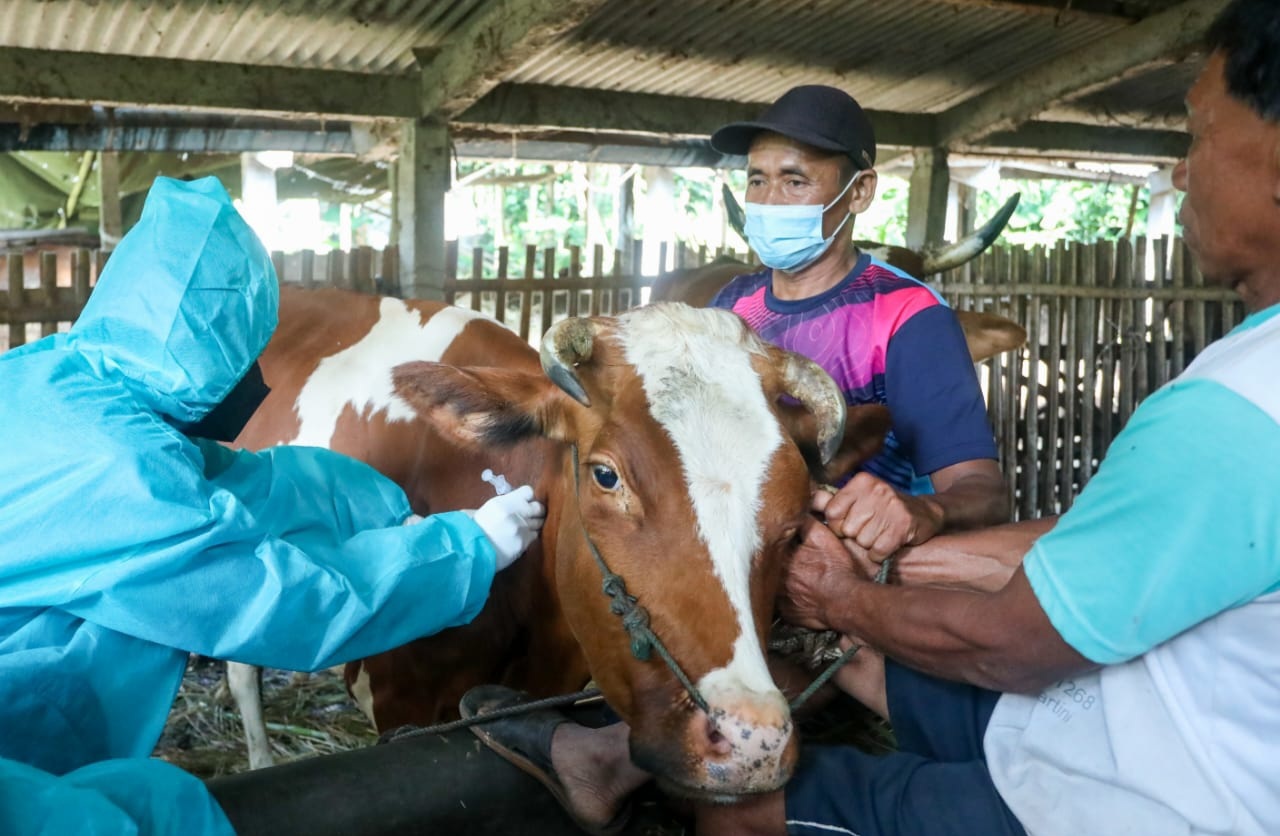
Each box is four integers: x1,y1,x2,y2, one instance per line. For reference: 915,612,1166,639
704,717,733,757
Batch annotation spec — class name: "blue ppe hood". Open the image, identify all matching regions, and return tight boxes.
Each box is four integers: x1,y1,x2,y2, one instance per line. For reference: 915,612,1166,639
66,175,278,424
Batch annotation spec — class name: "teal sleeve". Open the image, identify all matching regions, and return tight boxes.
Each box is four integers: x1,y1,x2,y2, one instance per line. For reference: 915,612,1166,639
194,438,414,538
1025,380,1280,664
65,502,498,670
2,424,498,672
0,757,234,836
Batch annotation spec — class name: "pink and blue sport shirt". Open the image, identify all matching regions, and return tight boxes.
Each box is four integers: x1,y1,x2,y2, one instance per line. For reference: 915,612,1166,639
711,252,997,492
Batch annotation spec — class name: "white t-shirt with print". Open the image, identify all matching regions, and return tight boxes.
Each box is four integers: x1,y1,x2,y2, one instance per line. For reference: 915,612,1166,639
985,306,1280,836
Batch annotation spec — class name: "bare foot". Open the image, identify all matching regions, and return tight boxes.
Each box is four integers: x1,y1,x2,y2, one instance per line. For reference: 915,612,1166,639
549,721,651,829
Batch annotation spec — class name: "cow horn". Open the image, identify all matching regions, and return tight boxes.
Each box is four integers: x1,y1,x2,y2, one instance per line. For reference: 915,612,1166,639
919,192,1021,275
722,182,748,245
540,317,599,406
776,351,846,465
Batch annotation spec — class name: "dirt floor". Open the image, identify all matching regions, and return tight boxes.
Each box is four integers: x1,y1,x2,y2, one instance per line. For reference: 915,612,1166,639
153,656,378,779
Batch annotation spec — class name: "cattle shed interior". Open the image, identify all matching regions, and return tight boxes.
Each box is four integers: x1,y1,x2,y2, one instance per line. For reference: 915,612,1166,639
0,0,1246,796
0,0,1219,298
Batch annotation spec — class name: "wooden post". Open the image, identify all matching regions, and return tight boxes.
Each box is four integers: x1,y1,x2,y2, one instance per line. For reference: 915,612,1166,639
40,252,57,338
471,246,484,312
327,250,347,290
7,253,25,349
590,244,604,317
1021,245,1043,519
495,246,509,325
905,147,950,251
1059,243,1079,511
397,118,451,301
300,249,315,290
98,151,123,251
540,247,555,342
567,245,581,318
519,244,535,342
1078,242,1098,489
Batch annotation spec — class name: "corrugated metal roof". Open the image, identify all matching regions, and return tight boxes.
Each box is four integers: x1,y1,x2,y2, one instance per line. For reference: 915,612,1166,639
0,0,488,73
510,0,1129,112
0,0,1200,144
1071,61,1200,120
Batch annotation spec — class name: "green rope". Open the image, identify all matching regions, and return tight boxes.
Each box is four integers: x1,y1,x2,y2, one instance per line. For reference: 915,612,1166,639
789,555,895,711
377,688,603,742
571,444,711,714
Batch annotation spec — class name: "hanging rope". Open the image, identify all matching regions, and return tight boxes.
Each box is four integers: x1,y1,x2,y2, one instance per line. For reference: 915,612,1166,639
570,444,711,714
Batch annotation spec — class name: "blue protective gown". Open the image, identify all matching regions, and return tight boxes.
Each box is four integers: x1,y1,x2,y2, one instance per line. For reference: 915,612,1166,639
0,177,498,833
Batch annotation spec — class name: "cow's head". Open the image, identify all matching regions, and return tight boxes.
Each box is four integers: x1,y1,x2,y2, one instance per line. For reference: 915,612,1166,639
393,303,888,800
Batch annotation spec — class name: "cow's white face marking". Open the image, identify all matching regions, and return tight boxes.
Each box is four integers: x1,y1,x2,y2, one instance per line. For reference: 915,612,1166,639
289,299,486,447
619,305,782,699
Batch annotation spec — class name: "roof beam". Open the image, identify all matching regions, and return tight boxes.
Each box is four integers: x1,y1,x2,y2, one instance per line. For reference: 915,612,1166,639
0,122,356,154
0,47,417,119
935,0,1228,147
924,0,1150,20
453,128,736,168
417,0,610,119
966,120,1189,161
456,84,938,148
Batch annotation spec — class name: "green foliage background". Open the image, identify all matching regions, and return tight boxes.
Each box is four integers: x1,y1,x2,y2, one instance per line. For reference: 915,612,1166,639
451,161,1152,275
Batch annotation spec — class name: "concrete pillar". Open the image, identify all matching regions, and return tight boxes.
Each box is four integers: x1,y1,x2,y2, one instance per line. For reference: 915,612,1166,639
616,170,636,253
97,151,122,251
640,166,675,273
1146,166,1179,241
905,147,950,250
239,151,292,251
396,118,451,301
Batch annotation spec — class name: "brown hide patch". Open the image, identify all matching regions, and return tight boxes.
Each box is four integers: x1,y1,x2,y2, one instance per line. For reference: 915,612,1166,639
392,361,581,449
239,286,588,728
237,285,385,449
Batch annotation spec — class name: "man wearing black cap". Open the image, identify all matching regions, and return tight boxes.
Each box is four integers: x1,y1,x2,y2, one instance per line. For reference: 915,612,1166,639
709,85,1008,571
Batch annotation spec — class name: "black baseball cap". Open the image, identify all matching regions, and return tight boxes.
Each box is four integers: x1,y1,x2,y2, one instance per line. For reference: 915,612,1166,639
711,85,877,170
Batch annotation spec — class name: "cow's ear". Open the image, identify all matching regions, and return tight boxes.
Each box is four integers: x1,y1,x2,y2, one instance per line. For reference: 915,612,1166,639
778,401,891,482
393,361,576,447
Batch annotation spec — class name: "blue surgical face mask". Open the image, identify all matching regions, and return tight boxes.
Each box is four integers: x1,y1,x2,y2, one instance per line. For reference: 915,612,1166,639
744,171,862,272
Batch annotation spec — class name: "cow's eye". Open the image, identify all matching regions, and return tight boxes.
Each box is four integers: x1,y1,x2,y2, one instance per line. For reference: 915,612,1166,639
591,464,620,491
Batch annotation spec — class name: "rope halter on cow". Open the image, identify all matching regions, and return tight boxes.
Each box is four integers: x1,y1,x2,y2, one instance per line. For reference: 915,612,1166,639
569,443,873,715
570,442,712,714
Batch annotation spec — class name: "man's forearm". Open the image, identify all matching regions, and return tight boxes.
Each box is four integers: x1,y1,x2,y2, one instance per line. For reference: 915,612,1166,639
821,566,1091,693
892,517,1058,592
928,471,1011,532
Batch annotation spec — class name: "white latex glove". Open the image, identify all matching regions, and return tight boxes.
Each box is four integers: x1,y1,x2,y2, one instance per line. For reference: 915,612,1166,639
469,485,545,571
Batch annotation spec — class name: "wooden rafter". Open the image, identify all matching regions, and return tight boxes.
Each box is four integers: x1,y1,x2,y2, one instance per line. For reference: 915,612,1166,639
934,0,1228,147
417,0,611,119
0,47,417,119
927,0,1153,20
457,84,937,149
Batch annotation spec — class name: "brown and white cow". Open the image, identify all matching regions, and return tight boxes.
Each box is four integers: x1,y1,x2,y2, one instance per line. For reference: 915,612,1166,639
229,287,891,798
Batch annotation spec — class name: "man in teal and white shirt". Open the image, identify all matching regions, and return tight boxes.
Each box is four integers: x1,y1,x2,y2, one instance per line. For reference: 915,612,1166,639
691,1,1280,834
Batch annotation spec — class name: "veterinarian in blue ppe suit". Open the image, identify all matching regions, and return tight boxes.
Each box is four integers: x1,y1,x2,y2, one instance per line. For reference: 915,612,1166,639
0,176,543,834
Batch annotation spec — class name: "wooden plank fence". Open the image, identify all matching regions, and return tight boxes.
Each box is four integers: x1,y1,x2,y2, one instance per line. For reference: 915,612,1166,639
936,237,1246,519
441,240,746,343
1,236,1246,520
